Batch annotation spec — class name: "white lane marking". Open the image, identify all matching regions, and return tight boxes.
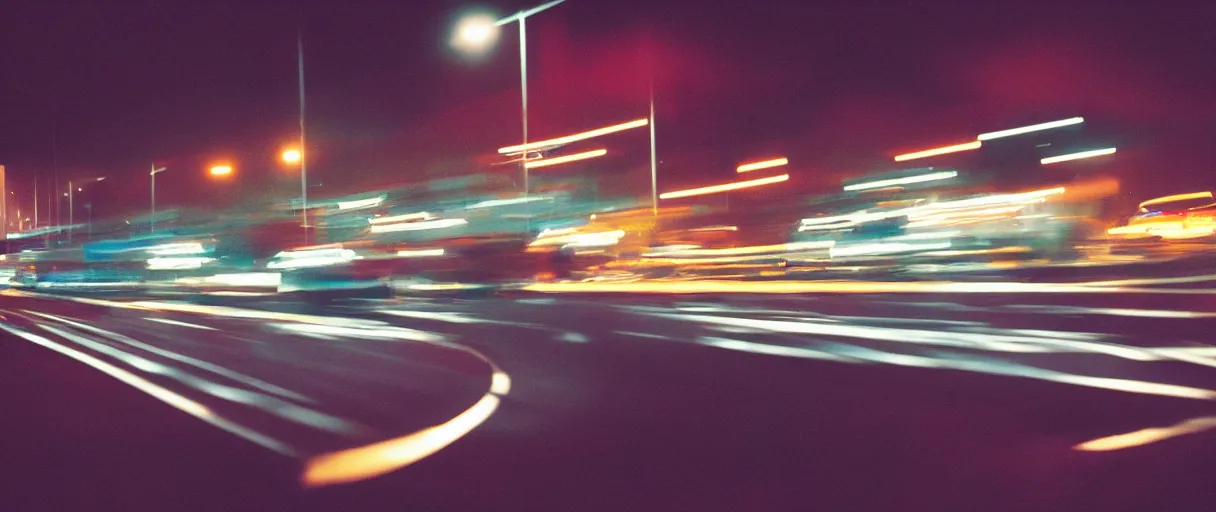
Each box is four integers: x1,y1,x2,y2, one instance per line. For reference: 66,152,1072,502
268,322,444,342
1077,274,1216,287
1075,417,1216,451
0,319,297,456
1006,305,1216,319
557,332,589,343
657,312,1085,353
10,292,516,485
379,310,489,324
144,317,218,331
23,311,313,404
32,322,361,434
3,290,390,328
824,343,1216,401
523,280,1216,295
699,336,856,362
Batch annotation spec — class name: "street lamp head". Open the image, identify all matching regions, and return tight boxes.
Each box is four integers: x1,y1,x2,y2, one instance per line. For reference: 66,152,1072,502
452,14,500,53
210,165,233,177
282,148,302,164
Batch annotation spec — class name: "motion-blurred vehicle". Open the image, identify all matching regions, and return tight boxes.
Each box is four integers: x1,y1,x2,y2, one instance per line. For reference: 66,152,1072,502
1107,191,1216,241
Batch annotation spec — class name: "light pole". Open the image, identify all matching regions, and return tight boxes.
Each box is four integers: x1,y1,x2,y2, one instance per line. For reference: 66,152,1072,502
454,0,568,226
150,165,167,232
296,27,309,245
67,176,104,243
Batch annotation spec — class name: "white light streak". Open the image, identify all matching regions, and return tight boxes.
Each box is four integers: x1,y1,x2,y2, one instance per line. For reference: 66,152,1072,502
843,170,958,192
370,218,468,234
337,196,384,210
977,117,1084,141
1041,147,1116,165
497,118,648,154
369,212,434,225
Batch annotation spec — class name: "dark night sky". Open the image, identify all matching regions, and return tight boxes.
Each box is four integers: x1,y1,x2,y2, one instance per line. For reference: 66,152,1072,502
2,0,1214,221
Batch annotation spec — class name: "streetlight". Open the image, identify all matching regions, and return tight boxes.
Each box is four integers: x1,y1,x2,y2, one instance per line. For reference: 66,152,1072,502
150,165,168,232
67,176,104,243
209,165,233,177
453,0,568,220
282,148,302,164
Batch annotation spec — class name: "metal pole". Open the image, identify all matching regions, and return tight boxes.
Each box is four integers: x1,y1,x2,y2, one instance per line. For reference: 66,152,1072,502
33,177,37,229
68,180,73,243
150,163,156,233
519,15,529,231
649,80,658,216
298,26,309,245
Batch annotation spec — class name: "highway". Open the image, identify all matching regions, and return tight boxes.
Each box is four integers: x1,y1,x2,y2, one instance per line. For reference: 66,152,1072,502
2,273,1215,511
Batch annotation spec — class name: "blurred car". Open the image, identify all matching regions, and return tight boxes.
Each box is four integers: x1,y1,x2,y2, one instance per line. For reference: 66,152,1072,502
1107,191,1216,241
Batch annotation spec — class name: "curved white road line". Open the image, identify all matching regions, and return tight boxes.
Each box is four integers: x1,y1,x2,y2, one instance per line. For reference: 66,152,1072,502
300,344,511,488
301,390,503,487
1075,417,1216,451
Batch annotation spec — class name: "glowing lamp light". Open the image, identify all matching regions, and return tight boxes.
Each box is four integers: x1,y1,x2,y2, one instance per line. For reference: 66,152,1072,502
209,165,233,176
977,117,1085,141
660,174,790,200
498,118,648,155
452,14,500,53
525,149,607,169
893,141,982,162
736,157,789,173
282,149,302,163
1040,148,1116,165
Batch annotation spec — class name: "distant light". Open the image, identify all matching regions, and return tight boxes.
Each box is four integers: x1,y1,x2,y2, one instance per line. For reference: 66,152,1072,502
894,141,982,162
465,196,549,209
659,174,790,200
452,14,500,53
369,212,434,225
525,149,607,169
282,149,302,164
843,170,959,192
370,218,468,234
396,248,446,258
337,196,384,210
1041,147,1116,165
77,188,82,192
498,119,648,155
978,117,1084,141
147,257,214,270
147,242,205,256
736,157,788,173
210,165,233,176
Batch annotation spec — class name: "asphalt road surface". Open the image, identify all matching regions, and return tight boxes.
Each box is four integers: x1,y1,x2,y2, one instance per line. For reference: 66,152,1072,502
2,275,1215,511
